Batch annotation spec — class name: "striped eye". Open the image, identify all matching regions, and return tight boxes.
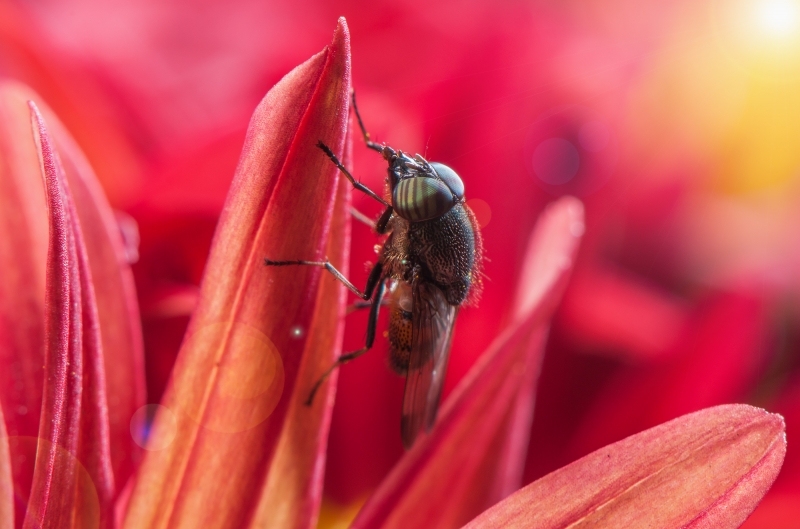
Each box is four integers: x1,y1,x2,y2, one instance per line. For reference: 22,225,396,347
430,163,464,199
393,177,455,222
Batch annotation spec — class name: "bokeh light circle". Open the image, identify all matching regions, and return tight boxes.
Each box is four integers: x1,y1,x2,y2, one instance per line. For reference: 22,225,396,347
130,404,178,451
532,138,581,185
8,436,100,527
174,321,285,433
466,198,492,228
523,106,618,197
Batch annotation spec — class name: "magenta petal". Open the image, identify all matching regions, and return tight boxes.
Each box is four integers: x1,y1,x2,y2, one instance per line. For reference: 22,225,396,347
25,83,146,499
352,197,584,529
2,81,145,524
24,103,114,528
465,405,786,529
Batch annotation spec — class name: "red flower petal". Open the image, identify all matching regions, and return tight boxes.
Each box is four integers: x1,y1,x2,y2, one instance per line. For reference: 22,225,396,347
123,18,351,528
567,291,770,464
0,404,12,529
352,197,584,529
26,102,114,528
250,121,353,528
465,405,785,529
0,81,48,520
558,267,689,360
30,87,146,498
1,81,145,522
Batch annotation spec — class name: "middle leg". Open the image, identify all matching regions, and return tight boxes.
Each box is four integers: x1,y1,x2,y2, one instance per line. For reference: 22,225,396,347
305,278,387,405
264,259,383,301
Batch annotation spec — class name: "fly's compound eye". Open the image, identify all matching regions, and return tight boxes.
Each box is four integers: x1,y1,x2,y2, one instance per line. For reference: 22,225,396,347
393,177,455,222
429,162,464,200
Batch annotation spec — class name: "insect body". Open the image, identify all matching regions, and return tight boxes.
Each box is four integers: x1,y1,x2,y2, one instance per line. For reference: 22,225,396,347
265,95,483,448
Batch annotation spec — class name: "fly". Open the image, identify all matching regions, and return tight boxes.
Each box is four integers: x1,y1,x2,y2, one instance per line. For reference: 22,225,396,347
264,93,483,448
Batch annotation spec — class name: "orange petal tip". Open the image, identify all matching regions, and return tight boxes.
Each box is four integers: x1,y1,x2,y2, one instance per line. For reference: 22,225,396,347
464,404,786,529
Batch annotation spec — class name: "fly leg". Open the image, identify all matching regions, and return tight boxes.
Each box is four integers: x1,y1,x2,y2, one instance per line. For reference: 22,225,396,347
264,258,383,301
305,279,387,405
317,141,390,208
350,207,376,228
351,91,383,153
263,259,386,404
351,205,394,235
348,291,392,314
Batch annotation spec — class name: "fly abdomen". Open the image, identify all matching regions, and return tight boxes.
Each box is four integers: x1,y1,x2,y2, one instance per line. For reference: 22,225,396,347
388,306,413,374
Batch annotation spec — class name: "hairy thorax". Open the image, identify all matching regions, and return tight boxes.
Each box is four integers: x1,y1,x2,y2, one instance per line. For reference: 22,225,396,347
380,204,477,306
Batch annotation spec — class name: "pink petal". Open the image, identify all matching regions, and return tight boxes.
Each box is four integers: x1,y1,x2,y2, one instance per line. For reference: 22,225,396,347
558,267,689,360
0,404,13,529
1,81,145,516
25,102,114,528
465,405,786,529
32,87,146,497
0,0,144,208
352,197,584,529
567,291,770,465
0,81,48,521
123,18,351,528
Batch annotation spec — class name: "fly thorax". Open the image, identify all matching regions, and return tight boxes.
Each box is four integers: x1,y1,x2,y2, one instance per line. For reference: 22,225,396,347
407,205,476,302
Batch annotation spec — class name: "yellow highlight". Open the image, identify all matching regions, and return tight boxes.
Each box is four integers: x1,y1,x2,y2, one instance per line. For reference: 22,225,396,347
756,0,800,37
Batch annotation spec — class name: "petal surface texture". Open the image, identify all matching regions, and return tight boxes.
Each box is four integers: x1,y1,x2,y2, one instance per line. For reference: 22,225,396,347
123,19,352,529
465,404,786,529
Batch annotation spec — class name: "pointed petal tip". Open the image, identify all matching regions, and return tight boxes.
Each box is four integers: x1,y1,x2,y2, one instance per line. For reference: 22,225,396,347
331,17,351,57
26,94,118,528
718,403,786,436
464,404,786,529
125,20,352,528
513,195,585,321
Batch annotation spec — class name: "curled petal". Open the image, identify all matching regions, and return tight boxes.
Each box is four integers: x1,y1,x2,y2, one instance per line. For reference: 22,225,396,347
124,18,351,529
26,102,114,528
26,84,146,497
465,405,786,529
1,81,144,521
0,81,48,516
353,197,584,529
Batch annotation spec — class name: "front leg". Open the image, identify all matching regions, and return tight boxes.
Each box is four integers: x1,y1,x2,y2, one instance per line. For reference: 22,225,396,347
317,141,390,208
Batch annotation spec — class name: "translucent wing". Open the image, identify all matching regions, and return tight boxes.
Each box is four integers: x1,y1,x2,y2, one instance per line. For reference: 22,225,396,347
401,278,458,449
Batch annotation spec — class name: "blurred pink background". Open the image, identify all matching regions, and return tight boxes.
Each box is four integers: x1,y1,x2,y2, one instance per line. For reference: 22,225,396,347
3,0,799,526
